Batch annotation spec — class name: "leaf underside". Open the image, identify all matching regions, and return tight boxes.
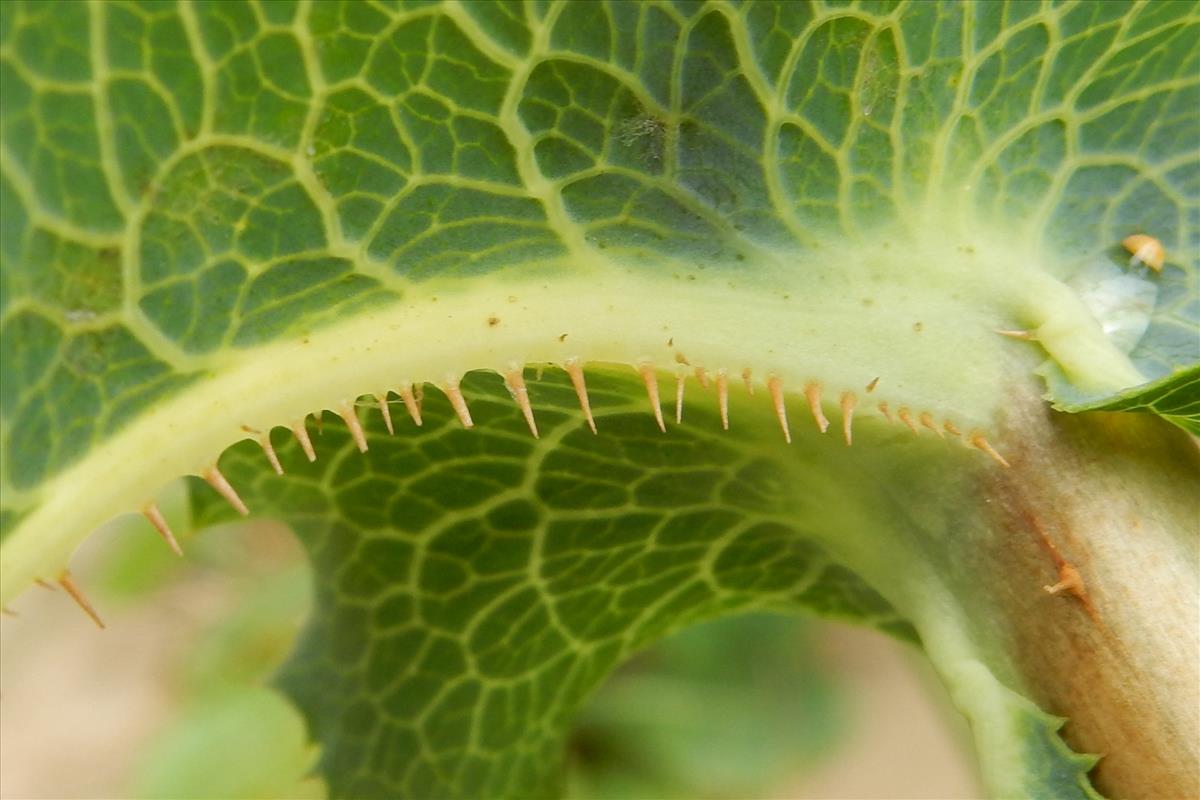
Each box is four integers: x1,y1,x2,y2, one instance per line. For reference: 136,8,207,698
191,369,1098,799
1053,362,1200,435
2,0,1198,797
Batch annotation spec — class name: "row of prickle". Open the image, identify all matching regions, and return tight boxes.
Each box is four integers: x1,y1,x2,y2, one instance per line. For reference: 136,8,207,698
11,361,1006,628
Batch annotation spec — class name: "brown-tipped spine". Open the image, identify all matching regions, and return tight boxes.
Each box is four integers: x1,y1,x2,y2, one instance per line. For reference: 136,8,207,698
59,572,104,629
840,392,856,446
291,420,317,462
143,502,183,556
804,383,829,433
970,431,1011,467
398,385,423,427
768,376,791,444
338,401,369,452
204,466,249,515
376,393,394,435
919,412,944,438
638,363,666,432
444,381,474,428
564,360,596,434
505,369,539,439
259,435,284,475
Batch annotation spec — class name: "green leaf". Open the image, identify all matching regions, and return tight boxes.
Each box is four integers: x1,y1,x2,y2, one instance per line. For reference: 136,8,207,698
192,371,911,781
3,1,1198,797
1052,363,1200,435
187,369,1102,799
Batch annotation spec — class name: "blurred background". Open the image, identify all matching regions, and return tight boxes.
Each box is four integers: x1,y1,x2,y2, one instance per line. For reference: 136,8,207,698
1,500,981,799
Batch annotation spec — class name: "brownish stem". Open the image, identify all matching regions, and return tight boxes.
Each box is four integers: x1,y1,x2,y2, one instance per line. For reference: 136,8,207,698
983,400,1199,798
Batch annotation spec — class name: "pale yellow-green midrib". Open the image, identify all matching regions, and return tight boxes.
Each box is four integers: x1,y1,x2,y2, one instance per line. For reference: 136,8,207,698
0,257,1140,605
